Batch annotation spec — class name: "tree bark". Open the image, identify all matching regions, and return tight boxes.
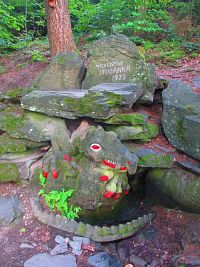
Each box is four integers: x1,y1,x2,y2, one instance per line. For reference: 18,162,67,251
45,0,75,57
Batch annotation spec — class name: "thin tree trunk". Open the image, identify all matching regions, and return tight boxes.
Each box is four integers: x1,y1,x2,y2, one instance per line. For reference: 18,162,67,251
45,0,75,57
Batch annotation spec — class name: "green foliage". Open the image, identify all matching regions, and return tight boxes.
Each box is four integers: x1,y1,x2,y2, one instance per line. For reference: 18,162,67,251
0,0,45,53
38,172,81,220
0,1,24,50
31,50,47,62
171,0,200,24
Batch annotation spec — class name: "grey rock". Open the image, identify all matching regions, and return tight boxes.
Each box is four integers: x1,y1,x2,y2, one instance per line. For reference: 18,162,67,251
176,160,200,175
72,249,83,256
129,254,147,267
162,80,200,160
21,87,135,120
82,34,158,102
73,236,90,245
32,52,86,90
0,149,46,183
145,168,200,213
24,253,77,267
50,242,68,256
105,123,159,141
87,252,121,267
89,83,144,108
20,243,34,249
0,195,24,225
69,240,82,255
55,235,66,244
69,240,82,250
124,143,174,168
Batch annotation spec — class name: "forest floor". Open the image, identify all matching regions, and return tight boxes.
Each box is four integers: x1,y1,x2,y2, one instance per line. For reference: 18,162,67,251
0,49,200,267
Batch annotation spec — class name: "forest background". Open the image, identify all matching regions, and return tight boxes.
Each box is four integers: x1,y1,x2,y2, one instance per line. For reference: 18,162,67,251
0,0,199,63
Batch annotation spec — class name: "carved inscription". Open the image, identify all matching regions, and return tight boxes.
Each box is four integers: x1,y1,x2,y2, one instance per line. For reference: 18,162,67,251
96,61,131,82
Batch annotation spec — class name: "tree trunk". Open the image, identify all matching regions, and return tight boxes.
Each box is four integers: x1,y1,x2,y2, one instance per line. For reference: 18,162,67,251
45,0,75,57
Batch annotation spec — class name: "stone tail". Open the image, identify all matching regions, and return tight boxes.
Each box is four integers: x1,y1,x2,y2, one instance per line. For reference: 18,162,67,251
30,197,155,242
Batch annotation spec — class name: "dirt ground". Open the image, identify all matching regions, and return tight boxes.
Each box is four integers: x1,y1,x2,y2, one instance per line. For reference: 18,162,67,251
0,50,200,267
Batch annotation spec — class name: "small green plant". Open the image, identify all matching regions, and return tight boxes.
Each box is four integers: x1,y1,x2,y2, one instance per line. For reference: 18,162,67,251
31,50,47,62
38,173,81,220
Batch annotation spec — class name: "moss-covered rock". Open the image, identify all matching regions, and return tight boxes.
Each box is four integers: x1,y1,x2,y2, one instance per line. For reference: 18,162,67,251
124,143,174,168
105,123,159,141
162,80,200,160
99,113,148,125
21,87,138,119
145,168,200,213
82,34,158,102
0,162,20,183
0,133,47,154
0,87,32,102
0,106,68,142
0,149,46,182
32,52,86,90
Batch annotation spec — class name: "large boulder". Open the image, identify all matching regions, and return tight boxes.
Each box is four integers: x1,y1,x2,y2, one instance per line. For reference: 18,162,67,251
82,34,158,102
162,80,200,160
32,52,86,90
21,83,143,119
145,168,200,213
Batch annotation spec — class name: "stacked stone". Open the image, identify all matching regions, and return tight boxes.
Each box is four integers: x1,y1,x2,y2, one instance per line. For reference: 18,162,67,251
0,34,199,240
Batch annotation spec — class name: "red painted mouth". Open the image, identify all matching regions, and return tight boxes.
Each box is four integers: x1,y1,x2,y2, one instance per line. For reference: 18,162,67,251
101,159,116,169
101,160,127,170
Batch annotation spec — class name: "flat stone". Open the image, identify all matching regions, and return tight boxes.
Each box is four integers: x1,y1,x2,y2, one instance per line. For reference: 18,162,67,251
105,124,159,141
24,253,77,267
82,34,158,102
99,113,148,125
21,87,135,120
0,149,46,182
0,195,24,225
50,242,68,256
89,83,144,108
162,80,200,160
124,143,174,168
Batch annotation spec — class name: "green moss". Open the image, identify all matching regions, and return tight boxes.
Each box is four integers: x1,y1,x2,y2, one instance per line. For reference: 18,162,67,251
96,227,111,237
101,113,148,125
0,162,19,183
119,224,130,235
0,134,27,154
138,154,173,168
0,107,25,135
105,123,159,141
0,88,33,101
77,223,87,235
144,124,159,141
